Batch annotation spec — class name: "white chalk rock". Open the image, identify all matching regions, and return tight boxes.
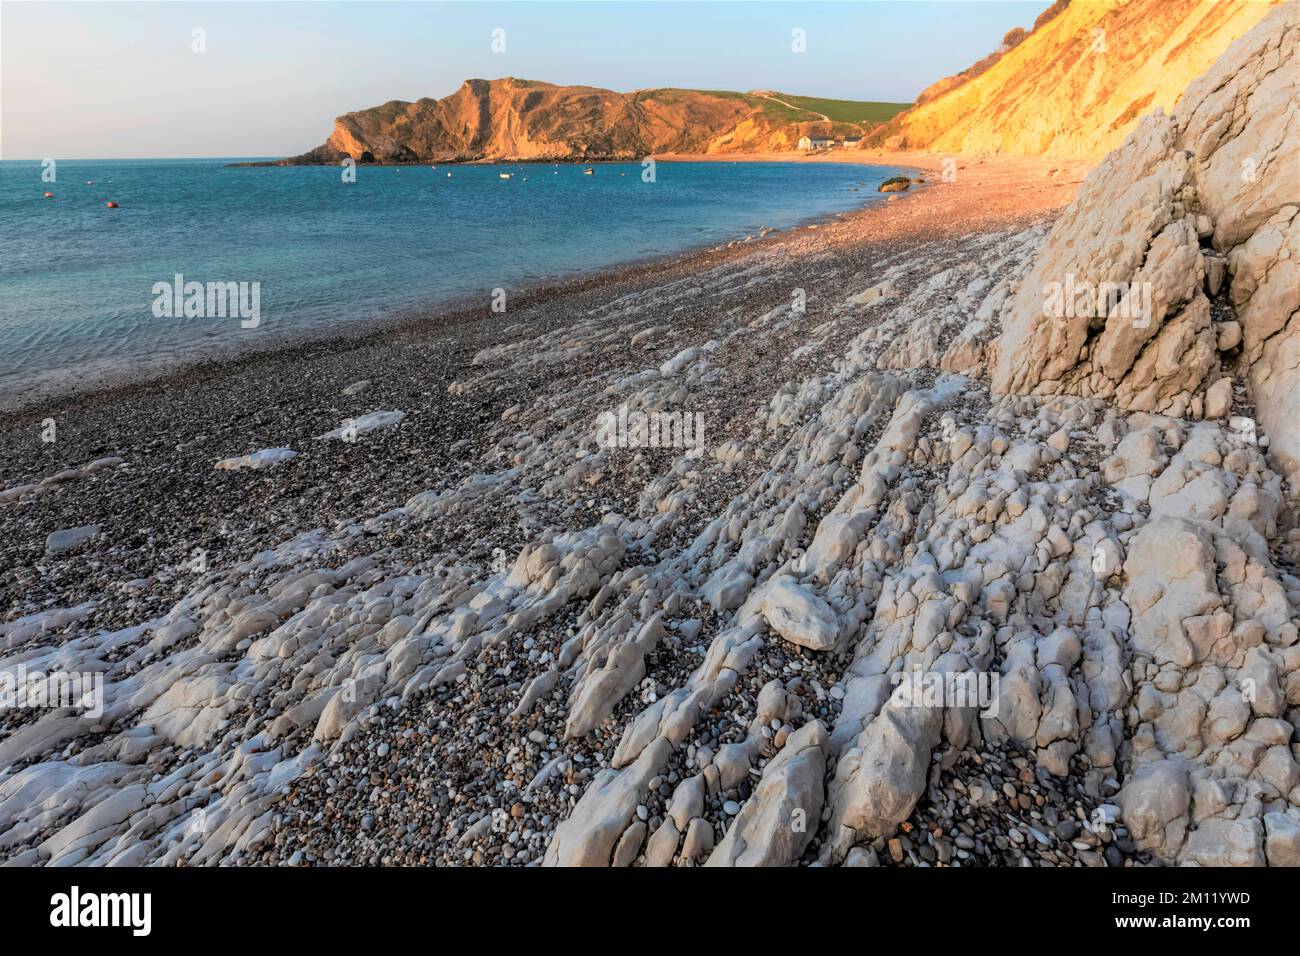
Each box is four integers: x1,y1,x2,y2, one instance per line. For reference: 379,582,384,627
214,448,298,470
757,575,840,651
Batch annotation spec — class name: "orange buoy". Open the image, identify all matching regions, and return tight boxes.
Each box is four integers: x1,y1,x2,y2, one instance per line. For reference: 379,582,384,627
44,192,54,198
106,201,119,208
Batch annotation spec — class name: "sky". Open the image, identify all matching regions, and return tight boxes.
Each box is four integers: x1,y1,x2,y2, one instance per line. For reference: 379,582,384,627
1,1,1053,159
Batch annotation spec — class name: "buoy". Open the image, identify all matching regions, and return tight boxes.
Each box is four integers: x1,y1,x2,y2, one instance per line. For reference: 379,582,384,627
106,201,119,208
44,192,54,198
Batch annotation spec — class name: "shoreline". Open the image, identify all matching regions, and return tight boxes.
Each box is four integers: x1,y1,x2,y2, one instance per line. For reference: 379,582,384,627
4,155,914,415
3,199,892,417
224,150,913,169
3,152,1084,420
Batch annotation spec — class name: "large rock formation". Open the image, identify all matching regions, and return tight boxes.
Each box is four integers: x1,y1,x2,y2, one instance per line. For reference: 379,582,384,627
986,4,1299,493
283,78,869,164
871,0,1282,159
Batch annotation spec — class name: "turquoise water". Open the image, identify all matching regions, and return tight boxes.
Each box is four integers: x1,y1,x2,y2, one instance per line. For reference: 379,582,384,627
0,158,902,398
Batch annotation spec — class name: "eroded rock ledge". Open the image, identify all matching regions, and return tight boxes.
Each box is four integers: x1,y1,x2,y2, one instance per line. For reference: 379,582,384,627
986,5,1299,492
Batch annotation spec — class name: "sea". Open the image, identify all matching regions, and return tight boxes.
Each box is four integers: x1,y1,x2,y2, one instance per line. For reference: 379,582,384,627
0,158,906,400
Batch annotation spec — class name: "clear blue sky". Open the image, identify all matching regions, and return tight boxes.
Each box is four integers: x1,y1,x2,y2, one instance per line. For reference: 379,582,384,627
2,1,1052,159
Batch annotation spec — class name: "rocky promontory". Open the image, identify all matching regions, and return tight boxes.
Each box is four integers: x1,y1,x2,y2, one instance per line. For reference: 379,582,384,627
276,79,879,165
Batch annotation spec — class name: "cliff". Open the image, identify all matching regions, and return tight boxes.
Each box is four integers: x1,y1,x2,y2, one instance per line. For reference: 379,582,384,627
980,2,1299,494
283,79,901,164
870,0,1282,158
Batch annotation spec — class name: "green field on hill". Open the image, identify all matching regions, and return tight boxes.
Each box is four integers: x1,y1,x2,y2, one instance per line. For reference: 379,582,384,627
773,93,912,124
638,88,911,128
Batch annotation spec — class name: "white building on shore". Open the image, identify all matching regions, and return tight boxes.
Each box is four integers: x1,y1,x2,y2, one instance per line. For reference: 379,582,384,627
799,136,834,151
